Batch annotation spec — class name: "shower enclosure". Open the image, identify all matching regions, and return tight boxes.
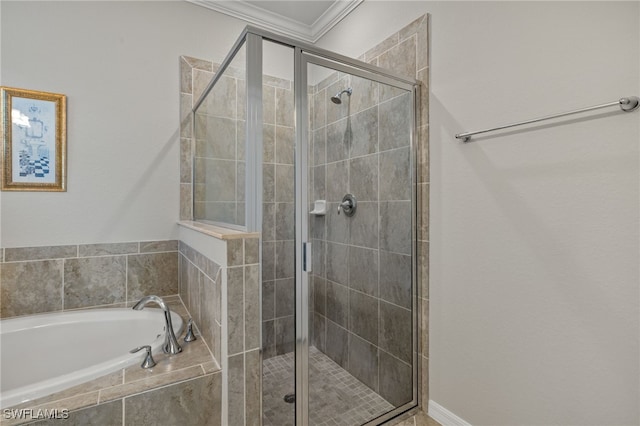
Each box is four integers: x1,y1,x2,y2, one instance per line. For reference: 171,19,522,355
193,26,420,425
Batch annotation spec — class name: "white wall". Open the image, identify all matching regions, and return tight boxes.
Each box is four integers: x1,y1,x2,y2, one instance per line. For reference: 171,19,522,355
318,2,639,425
0,1,247,247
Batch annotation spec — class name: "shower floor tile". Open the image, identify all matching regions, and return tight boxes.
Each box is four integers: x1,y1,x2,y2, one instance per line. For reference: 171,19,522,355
263,346,394,426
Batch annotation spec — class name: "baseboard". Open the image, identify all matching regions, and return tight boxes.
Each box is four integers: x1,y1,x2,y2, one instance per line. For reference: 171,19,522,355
428,400,472,426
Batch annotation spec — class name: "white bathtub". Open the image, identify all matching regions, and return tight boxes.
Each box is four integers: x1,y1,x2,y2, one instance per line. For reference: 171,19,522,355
0,308,183,409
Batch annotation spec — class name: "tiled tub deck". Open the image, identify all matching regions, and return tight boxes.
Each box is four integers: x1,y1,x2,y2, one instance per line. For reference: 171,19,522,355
0,296,222,426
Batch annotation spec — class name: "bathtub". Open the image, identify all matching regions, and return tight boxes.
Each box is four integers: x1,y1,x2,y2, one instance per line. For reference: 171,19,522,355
0,308,183,409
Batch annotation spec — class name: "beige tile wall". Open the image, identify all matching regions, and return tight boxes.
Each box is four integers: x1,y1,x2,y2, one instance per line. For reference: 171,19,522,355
0,240,179,319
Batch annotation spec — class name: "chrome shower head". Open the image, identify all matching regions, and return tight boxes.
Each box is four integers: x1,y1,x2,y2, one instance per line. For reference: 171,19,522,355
331,87,352,104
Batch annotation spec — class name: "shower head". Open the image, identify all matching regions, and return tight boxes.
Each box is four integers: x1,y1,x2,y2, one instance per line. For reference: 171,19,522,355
331,87,352,104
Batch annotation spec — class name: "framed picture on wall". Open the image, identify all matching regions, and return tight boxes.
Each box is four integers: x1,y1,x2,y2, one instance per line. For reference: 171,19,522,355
1,86,67,191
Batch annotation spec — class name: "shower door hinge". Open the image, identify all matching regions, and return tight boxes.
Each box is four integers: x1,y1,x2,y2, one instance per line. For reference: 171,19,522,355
303,242,312,272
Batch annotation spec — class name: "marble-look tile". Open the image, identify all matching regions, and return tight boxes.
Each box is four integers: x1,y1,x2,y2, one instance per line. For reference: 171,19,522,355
202,360,220,374
262,124,275,164
275,165,294,202
195,116,236,160
349,290,378,344
179,255,190,310
30,400,123,426
263,85,276,125
275,202,295,241
379,350,413,407
261,241,276,281
380,201,412,255
140,240,178,254
416,17,429,73
9,370,122,410
379,36,417,80
325,118,349,164
263,163,275,203
311,239,325,277
102,365,204,403
276,88,294,127
317,71,339,92
200,75,236,120
123,338,211,384
364,32,399,61
180,183,192,221
64,257,126,310
419,183,429,241
124,373,221,426
180,94,193,138
350,106,378,158
228,354,245,426
3,394,99,426
379,93,412,151
348,246,378,297
245,349,261,426
227,238,243,267
180,138,193,184
380,250,412,309
275,240,294,279
326,205,349,244
264,74,290,90
421,355,429,411
312,89,326,130
399,15,424,42
275,316,294,355
244,264,261,351
244,238,259,265
227,266,244,355
180,56,194,93
262,280,275,321
379,300,412,364
421,298,429,358
349,154,378,201
325,320,348,369
78,242,138,257
313,276,326,316
1,260,63,318
349,201,378,249
275,125,294,165
418,125,429,184
262,320,276,359
312,312,326,352
417,67,429,130
183,56,213,72
350,75,378,115
192,69,214,104
275,278,294,318
199,273,216,349
419,241,429,300
347,333,379,392
263,203,276,244
4,245,76,262
325,280,348,327
312,128,326,167
325,160,348,203
127,252,178,301
326,242,348,287
380,147,411,201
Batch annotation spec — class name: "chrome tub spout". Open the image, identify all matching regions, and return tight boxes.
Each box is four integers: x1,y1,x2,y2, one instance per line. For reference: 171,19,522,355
132,295,182,354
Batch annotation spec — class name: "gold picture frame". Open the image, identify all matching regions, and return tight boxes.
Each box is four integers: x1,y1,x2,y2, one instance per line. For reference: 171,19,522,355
1,86,67,191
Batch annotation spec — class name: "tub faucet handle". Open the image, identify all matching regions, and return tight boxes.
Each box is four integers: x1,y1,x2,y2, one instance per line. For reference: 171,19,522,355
184,318,197,342
130,345,156,369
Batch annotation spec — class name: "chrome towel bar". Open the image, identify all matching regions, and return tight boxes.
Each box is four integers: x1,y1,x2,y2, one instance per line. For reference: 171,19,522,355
455,96,639,142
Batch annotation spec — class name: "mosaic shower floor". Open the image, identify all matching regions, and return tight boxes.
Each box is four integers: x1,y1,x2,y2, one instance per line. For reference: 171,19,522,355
263,346,394,426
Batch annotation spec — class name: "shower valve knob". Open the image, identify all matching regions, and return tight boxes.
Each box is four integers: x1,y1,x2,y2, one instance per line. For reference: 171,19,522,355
337,194,357,217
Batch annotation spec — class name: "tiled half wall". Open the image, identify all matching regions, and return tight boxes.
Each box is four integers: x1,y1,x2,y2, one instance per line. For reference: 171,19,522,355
0,240,178,318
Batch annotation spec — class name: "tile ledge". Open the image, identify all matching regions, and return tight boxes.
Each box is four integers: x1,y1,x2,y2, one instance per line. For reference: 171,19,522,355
177,221,259,241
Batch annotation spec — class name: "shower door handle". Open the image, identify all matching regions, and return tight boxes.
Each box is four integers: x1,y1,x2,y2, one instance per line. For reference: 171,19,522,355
303,242,312,273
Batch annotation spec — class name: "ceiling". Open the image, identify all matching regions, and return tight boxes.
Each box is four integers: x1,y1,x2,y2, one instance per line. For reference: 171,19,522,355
187,0,364,43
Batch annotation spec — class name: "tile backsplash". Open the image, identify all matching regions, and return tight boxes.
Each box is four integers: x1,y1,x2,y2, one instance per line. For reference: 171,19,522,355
0,240,179,318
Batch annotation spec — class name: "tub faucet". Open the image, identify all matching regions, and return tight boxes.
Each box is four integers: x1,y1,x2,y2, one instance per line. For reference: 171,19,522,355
132,295,182,355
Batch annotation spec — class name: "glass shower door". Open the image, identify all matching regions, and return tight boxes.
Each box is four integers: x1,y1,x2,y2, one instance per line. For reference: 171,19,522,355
298,54,418,425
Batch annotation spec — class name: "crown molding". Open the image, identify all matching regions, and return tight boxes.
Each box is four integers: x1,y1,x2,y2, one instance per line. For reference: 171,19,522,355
186,0,363,43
